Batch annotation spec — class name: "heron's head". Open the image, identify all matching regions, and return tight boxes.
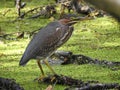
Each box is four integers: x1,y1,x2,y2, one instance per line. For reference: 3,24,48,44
59,16,92,26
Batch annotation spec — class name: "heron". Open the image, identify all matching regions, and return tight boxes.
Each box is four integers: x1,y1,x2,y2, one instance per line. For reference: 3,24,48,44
19,18,81,80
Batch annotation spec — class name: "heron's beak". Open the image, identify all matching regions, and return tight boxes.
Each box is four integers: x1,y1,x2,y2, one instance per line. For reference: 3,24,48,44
73,16,92,21
67,20,78,26
67,16,92,26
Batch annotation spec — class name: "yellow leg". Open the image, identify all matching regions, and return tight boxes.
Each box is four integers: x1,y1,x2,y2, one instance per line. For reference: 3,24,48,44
43,60,56,74
37,60,45,77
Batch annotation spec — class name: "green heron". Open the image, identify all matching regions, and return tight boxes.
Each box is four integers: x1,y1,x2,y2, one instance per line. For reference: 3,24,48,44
19,18,79,80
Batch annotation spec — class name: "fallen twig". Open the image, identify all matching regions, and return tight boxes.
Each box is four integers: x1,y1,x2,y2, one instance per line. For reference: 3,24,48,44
42,74,120,90
51,51,120,70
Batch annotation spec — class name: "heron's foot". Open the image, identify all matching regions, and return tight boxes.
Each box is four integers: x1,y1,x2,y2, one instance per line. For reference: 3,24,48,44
34,75,46,82
39,75,46,81
34,74,57,83
42,74,58,84
50,75,56,82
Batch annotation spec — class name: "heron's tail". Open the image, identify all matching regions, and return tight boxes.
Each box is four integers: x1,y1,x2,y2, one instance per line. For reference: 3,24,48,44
19,54,30,66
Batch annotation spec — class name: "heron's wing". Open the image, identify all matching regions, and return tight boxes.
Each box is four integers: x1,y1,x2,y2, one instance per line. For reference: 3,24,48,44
41,27,64,52
42,25,74,54
19,22,73,66
19,25,64,65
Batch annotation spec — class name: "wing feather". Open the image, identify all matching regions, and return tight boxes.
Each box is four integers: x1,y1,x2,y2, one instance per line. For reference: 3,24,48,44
19,21,73,66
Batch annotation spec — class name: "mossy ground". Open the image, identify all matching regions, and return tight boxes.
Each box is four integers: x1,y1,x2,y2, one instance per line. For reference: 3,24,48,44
0,0,120,90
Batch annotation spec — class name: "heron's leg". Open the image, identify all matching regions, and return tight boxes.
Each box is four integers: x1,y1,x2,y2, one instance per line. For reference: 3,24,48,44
43,60,56,74
37,60,45,78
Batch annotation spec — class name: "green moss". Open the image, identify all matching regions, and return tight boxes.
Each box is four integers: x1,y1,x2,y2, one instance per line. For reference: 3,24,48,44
0,0,120,90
